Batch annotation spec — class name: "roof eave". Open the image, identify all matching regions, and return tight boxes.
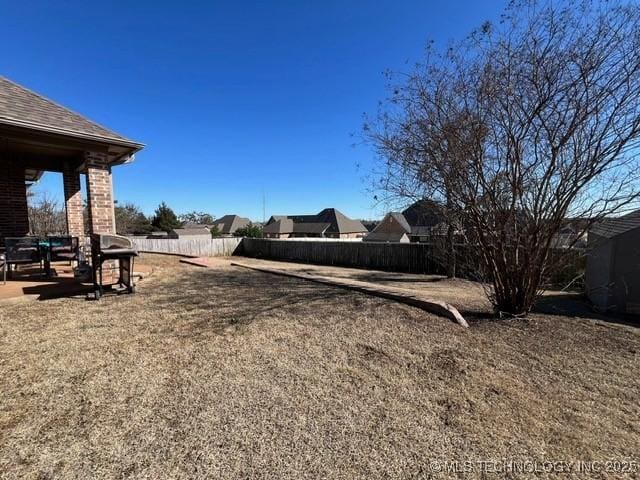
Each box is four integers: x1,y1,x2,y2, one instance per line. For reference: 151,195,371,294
0,117,145,151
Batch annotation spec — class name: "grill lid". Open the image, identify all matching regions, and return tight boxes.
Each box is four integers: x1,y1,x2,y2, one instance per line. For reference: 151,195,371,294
92,233,133,250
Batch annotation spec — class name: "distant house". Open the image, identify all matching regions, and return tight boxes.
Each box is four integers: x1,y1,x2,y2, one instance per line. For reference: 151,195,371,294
181,222,214,230
365,200,449,243
551,218,589,249
212,215,250,236
363,212,411,243
401,199,448,241
361,220,379,232
586,210,640,314
169,227,212,240
263,208,368,239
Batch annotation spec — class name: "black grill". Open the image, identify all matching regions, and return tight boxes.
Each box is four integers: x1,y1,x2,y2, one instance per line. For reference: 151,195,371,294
90,233,138,299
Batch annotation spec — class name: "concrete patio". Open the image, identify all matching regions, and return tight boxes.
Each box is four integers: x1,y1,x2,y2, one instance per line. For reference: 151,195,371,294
0,261,153,302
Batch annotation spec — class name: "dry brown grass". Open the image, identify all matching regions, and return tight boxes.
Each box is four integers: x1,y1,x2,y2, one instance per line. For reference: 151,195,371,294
231,257,493,315
0,254,638,479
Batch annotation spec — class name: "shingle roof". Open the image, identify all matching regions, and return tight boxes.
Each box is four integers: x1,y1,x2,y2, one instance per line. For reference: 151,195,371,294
402,199,446,228
171,228,211,237
267,214,317,225
0,75,142,147
293,222,331,234
590,210,640,239
213,215,251,234
265,208,367,235
367,212,411,236
263,219,294,235
389,212,412,233
263,219,331,235
315,208,368,234
182,222,214,229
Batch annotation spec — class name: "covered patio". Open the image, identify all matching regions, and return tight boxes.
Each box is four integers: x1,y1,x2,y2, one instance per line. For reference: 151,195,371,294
0,75,144,298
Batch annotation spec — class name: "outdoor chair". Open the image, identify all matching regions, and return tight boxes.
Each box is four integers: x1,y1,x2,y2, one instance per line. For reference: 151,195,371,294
47,236,80,266
4,237,43,278
0,253,5,285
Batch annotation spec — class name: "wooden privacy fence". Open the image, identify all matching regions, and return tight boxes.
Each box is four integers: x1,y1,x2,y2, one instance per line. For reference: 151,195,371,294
129,236,584,286
129,237,243,257
241,238,446,274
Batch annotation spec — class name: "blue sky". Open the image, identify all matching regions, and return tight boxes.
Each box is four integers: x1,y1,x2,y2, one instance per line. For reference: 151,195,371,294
1,0,506,221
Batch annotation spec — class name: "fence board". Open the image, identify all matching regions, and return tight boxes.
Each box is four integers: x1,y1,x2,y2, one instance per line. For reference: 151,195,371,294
241,238,445,274
129,237,243,257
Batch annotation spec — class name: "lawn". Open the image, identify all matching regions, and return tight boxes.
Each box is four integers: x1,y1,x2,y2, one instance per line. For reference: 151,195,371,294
0,254,638,479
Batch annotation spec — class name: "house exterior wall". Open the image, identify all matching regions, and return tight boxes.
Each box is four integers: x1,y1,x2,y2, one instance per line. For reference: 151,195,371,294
586,229,640,314
610,228,640,314
397,233,410,243
291,232,323,238
85,152,115,235
409,235,431,243
0,161,29,244
265,233,290,239
586,232,614,310
364,233,410,243
326,232,366,239
63,168,84,238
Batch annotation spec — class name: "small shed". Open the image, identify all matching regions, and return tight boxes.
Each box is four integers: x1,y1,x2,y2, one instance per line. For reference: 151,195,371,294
586,211,640,314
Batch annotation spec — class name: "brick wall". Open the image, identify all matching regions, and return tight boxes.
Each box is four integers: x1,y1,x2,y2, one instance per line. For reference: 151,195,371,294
63,168,84,238
85,151,115,235
0,161,29,245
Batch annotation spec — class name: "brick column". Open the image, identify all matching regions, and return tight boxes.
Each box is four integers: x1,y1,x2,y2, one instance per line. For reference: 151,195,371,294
0,161,30,245
63,167,84,238
84,152,115,235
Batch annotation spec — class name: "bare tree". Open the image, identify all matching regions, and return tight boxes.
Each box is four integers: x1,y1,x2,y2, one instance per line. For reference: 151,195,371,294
178,211,215,226
28,191,67,236
115,202,153,235
367,0,640,315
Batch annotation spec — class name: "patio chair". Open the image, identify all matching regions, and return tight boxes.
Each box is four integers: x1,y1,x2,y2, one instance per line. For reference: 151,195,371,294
47,236,80,266
0,253,5,285
4,237,43,279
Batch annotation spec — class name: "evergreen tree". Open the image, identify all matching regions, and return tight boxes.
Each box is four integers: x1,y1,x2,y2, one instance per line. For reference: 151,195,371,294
234,223,263,238
151,202,181,232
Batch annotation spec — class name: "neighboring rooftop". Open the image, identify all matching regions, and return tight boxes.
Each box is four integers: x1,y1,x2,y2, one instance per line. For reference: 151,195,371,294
171,228,212,237
590,210,640,239
315,208,367,235
213,215,251,235
181,222,214,229
402,199,446,231
266,208,367,236
263,219,332,236
363,212,412,243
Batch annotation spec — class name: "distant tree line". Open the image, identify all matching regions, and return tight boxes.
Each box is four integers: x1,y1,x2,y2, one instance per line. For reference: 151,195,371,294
28,193,263,239
117,202,218,235
27,195,218,237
